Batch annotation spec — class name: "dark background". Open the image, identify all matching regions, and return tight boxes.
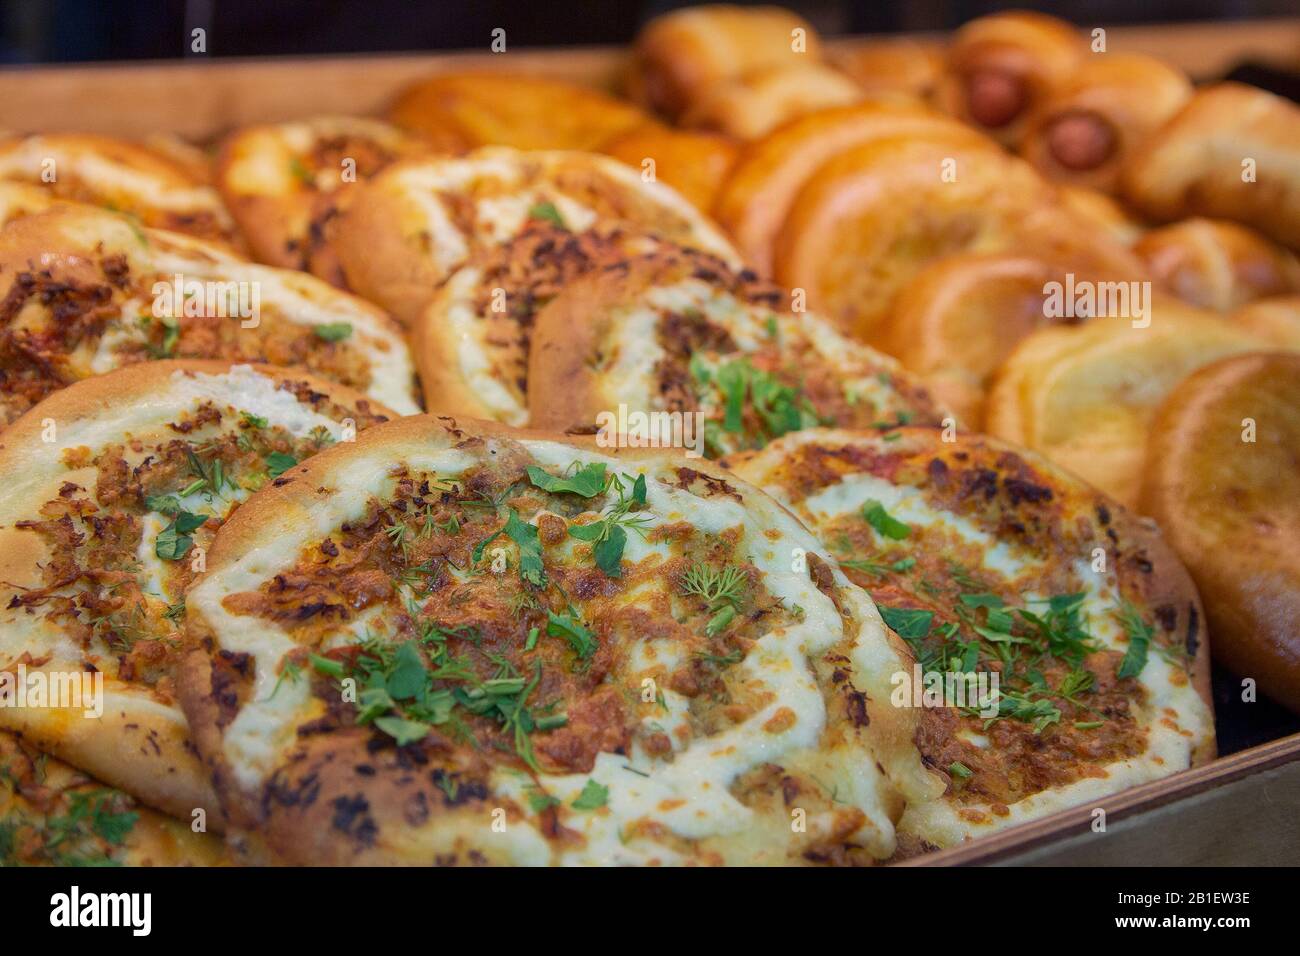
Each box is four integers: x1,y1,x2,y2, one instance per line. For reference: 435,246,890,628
2,0,1298,64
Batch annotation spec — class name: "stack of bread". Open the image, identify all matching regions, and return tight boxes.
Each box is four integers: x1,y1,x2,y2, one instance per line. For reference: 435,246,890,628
0,4,1294,867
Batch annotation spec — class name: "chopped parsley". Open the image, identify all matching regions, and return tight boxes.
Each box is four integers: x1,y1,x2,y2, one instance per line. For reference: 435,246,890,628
1116,602,1153,679
528,201,566,229
155,511,206,561
571,779,609,811
862,499,910,540
313,322,353,342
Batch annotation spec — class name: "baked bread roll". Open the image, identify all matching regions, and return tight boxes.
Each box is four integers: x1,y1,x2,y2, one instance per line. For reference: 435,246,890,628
1018,53,1192,194
628,4,821,119
876,252,1107,428
598,123,738,212
1134,218,1300,312
0,205,420,424
0,730,227,866
713,102,981,276
679,63,863,140
216,116,431,286
985,306,1277,507
830,40,943,101
179,414,935,864
0,360,393,824
935,11,1086,146
772,130,1142,344
0,133,241,248
1140,352,1300,713
333,148,738,325
526,243,940,455
1229,295,1300,349
390,72,646,152
727,428,1214,852
1056,184,1145,246
1122,83,1300,250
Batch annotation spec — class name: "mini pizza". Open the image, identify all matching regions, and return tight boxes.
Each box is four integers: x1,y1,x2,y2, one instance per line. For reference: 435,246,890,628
179,415,937,865
525,242,942,455
332,147,739,325
0,360,394,824
0,133,241,248
0,204,421,425
216,116,432,286
0,730,227,866
390,72,647,153
726,427,1215,853
413,222,674,424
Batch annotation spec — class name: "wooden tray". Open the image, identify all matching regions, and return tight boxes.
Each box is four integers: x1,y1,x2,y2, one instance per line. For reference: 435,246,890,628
1,18,1298,140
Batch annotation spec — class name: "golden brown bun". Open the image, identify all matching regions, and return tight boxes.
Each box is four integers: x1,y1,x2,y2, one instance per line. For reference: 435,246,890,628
712,102,980,276
390,72,646,152
1018,53,1192,194
1055,184,1146,246
1134,218,1300,312
935,11,1086,146
216,116,432,285
877,252,1118,428
1140,352,1300,713
599,123,739,212
829,40,943,101
628,4,822,119
1122,83,1300,251
1229,295,1300,348
0,133,241,250
985,305,1282,508
679,63,863,140
771,130,1144,345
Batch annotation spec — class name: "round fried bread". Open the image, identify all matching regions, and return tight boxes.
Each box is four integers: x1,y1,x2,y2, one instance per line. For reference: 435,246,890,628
711,102,981,276
727,427,1215,852
985,306,1279,507
1134,218,1300,312
526,244,941,456
1140,352,1300,713
179,414,937,865
772,131,1144,344
0,204,420,424
0,360,394,823
333,148,738,325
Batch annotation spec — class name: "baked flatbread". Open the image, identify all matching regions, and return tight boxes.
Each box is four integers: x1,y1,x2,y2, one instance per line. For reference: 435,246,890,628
180,415,936,865
727,427,1215,853
0,360,394,823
